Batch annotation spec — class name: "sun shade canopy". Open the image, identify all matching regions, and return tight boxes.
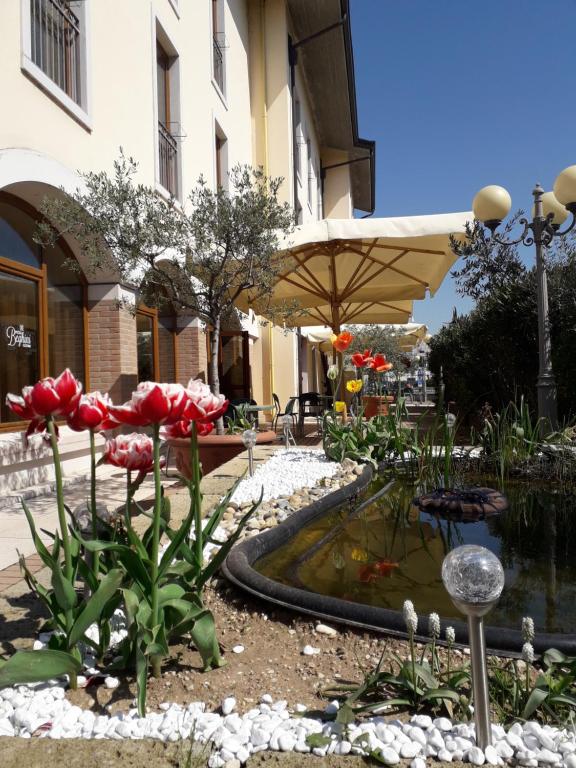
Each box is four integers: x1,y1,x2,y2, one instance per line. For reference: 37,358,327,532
238,212,472,331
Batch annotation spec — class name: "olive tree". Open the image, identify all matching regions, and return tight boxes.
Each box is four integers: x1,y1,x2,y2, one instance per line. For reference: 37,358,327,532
37,152,295,431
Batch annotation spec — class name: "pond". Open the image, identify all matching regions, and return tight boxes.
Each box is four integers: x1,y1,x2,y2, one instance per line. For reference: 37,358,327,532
255,477,576,635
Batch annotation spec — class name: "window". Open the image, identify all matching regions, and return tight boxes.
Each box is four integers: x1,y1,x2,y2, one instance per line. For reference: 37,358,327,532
293,98,302,181
136,308,158,383
316,163,323,220
156,40,179,197
215,129,228,190
212,0,225,94
0,195,86,428
307,138,314,209
23,0,89,124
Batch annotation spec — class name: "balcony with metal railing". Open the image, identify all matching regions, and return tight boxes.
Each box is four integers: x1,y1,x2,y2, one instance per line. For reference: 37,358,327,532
30,0,82,105
158,122,178,197
213,36,224,93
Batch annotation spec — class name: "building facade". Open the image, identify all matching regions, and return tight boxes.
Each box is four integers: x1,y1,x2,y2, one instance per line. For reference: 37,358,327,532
0,0,374,492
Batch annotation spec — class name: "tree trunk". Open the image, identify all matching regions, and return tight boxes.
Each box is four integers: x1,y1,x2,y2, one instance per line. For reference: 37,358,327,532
210,315,225,435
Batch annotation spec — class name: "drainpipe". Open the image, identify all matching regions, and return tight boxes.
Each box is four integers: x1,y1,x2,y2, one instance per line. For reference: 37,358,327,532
288,35,298,217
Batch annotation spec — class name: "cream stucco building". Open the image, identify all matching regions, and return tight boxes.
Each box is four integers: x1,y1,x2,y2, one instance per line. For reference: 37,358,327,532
0,0,375,493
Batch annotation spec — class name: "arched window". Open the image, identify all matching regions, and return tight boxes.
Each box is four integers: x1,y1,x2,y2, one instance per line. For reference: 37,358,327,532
0,193,87,428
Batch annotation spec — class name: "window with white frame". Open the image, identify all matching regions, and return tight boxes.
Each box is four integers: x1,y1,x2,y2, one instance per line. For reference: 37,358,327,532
212,0,225,95
307,138,314,210
156,26,181,199
316,162,323,220
22,0,89,121
215,125,228,190
293,97,302,181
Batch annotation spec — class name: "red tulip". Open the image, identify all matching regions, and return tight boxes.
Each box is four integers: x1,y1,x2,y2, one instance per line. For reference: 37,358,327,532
330,331,353,353
161,419,215,440
351,349,374,368
5,388,49,441
184,379,228,424
370,354,393,373
28,369,82,417
5,387,36,421
109,382,188,427
67,392,118,432
102,433,160,473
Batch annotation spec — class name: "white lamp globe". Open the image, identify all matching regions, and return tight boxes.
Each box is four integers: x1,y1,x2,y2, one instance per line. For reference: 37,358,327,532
472,185,512,224
533,191,568,226
241,429,257,448
553,165,576,207
442,545,505,616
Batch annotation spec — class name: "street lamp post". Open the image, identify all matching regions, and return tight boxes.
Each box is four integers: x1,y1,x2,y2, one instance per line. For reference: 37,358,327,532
472,166,576,432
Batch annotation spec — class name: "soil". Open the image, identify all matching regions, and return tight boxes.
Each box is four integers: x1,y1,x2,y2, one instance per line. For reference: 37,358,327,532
66,579,414,715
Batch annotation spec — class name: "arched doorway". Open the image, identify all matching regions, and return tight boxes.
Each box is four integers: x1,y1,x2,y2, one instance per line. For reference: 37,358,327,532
0,192,87,429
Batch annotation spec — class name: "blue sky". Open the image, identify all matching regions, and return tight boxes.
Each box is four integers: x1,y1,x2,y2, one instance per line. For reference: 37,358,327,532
351,0,576,332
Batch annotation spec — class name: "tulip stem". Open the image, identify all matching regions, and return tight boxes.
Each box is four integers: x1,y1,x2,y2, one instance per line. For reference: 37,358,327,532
89,430,99,582
150,422,162,679
191,422,203,579
47,417,72,583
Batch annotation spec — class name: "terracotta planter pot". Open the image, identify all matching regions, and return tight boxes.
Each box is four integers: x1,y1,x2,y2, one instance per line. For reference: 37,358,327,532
362,395,395,418
168,430,277,478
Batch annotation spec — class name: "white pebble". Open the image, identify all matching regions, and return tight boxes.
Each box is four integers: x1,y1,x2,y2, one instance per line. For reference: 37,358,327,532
231,645,244,654
411,759,427,768
376,746,400,765
565,755,576,768
438,748,453,762
484,744,499,765
301,645,320,656
400,741,421,759
467,746,486,765
315,624,337,637
104,676,119,690
221,697,236,715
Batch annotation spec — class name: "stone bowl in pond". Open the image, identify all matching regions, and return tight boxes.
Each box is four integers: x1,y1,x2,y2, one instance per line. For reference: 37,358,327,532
413,487,508,522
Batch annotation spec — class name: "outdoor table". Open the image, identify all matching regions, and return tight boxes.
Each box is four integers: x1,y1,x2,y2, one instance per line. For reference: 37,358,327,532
244,403,275,427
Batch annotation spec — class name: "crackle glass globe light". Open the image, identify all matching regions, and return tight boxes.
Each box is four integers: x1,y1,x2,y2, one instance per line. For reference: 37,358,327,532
442,545,505,616
241,429,258,449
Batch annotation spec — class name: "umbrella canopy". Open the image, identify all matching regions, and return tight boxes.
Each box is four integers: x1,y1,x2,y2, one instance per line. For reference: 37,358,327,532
385,323,428,351
238,212,471,330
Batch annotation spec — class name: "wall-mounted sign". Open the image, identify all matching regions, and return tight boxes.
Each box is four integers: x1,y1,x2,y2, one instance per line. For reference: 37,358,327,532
2,324,35,350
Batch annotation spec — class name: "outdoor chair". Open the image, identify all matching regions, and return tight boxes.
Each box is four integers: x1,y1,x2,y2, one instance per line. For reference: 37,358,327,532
298,392,324,436
272,393,297,432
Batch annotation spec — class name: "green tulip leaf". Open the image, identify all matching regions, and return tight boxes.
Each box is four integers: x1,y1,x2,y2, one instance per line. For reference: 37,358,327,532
69,568,123,647
0,650,81,688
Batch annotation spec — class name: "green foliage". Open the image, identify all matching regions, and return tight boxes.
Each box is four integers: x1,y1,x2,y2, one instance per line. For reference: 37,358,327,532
225,404,253,435
0,650,81,689
433,218,576,422
36,153,296,407
15,417,259,716
472,397,542,481
323,640,469,723
322,402,419,468
489,649,576,725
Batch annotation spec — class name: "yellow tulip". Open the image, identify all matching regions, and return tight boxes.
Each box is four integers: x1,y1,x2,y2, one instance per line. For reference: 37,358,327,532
334,400,346,413
346,379,363,394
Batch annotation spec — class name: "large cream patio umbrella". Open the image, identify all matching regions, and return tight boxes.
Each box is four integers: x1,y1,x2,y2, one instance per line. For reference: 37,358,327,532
237,212,472,331
386,323,428,351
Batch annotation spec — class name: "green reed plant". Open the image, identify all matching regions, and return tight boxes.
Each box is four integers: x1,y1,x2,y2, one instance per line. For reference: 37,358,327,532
473,396,542,481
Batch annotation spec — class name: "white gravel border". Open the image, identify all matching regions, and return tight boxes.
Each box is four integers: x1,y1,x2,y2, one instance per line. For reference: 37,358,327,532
2,683,576,767
228,448,340,505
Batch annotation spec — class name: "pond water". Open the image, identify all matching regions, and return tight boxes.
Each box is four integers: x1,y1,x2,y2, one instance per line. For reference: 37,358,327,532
256,477,576,633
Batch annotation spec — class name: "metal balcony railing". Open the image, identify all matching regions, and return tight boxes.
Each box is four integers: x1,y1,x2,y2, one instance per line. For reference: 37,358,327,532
158,122,178,196
30,0,82,104
213,36,224,92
